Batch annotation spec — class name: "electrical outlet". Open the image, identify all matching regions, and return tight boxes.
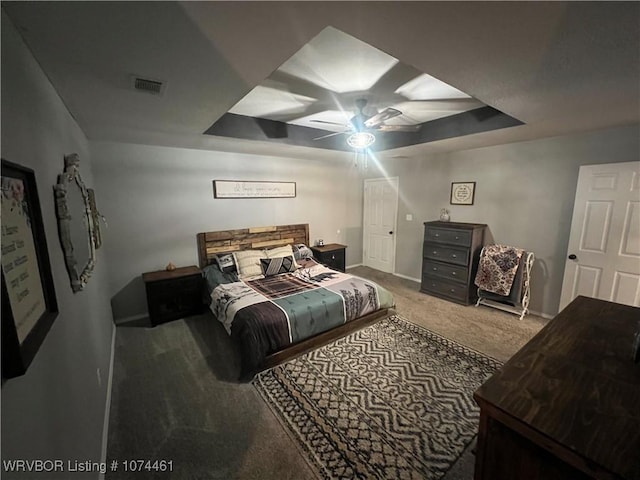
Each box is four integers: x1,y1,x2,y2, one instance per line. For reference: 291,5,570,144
406,214,413,221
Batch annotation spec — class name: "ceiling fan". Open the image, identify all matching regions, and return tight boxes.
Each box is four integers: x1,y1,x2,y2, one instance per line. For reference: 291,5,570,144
310,98,420,144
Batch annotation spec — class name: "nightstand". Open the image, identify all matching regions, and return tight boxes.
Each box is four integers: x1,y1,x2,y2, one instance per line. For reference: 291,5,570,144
142,265,204,326
311,243,347,272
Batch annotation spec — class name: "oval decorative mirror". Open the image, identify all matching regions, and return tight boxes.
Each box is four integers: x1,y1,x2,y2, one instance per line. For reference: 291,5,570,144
54,153,96,292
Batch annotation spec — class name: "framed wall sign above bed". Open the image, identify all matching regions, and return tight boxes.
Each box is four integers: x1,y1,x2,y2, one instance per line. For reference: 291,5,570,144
196,224,395,380
213,180,296,199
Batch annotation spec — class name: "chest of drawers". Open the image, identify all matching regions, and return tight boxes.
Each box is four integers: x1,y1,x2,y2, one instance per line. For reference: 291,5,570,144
421,221,486,305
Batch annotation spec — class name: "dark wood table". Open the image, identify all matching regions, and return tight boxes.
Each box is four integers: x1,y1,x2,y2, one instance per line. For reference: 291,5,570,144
474,296,640,480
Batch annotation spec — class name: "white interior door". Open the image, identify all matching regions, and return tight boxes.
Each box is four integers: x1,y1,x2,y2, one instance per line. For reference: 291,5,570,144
363,177,398,273
559,161,640,311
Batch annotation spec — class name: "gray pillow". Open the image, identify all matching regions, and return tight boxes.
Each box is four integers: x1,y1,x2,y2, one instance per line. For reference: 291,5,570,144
202,263,239,294
293,244,313,260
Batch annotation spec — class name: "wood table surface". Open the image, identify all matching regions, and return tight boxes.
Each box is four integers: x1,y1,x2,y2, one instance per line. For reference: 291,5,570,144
474,296,640,480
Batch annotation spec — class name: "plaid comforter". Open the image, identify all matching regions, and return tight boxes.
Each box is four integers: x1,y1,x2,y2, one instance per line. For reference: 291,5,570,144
210,261,394,376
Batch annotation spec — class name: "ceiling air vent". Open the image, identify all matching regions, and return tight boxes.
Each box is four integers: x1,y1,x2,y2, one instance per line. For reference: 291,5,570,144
131,75,165,96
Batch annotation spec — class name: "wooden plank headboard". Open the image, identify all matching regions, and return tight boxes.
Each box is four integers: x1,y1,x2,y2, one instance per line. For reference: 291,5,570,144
197,224,309,268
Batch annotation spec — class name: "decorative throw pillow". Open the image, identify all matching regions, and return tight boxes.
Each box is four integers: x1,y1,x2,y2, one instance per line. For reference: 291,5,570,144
215,253,237,273
265,245,299,268
233,249,265,279
260,255,297,277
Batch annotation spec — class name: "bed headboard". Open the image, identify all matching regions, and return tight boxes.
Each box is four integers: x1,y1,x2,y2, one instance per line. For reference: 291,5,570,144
197,224,310,268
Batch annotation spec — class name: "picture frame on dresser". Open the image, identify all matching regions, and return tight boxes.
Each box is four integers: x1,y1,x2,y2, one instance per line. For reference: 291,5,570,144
1,159,59,379
450,182,476,205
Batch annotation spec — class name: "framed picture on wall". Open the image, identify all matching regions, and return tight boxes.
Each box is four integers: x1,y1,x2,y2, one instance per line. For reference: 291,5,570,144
450,182,476,205
1,159,59,379
213,180,296,199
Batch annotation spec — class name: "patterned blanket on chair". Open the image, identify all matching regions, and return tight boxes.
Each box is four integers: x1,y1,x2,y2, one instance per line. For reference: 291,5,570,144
474,244,524,296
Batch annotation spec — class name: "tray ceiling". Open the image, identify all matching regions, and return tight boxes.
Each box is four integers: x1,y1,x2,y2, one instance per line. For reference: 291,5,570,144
205,26,521,151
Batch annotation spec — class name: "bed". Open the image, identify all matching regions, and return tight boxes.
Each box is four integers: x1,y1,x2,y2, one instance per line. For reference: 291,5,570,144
196,224,395,379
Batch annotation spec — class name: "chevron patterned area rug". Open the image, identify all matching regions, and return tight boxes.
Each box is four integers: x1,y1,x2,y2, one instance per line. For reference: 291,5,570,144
253,314,501,480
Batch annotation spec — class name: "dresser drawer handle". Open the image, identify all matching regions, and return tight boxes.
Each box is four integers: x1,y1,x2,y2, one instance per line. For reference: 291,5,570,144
451,254,457,258
451,272,457,276
433,251,438,255
432,283,436,287
331,254,335,260
434,233,440,237
450,289,456,293
432,267,438,271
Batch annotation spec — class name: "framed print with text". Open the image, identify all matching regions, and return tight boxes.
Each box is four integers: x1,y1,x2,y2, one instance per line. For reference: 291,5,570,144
213,180,296,199
1,159,58,379
450,182,476,205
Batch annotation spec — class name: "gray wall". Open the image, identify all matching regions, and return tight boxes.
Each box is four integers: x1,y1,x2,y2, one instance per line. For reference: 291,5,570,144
1,13,114,479
91,124,639,323
90,141,364,321
367,124,640,317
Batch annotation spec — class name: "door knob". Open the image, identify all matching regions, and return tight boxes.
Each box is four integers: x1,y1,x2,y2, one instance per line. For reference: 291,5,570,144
568,254,577,260
389,231,394,234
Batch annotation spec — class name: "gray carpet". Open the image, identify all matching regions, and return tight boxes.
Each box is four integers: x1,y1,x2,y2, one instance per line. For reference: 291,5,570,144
106,268,546,479
106,313,315,480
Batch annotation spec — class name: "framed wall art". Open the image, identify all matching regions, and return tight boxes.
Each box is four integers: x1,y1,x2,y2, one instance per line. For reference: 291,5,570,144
213,180,296,199
450,182,476,205
1,159,58,379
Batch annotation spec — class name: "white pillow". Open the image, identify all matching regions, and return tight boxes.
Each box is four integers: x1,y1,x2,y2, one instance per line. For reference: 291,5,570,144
265,245,299,268
233,249,265,279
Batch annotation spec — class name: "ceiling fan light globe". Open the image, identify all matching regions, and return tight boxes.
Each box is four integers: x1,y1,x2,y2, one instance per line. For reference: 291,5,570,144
347,131,376,149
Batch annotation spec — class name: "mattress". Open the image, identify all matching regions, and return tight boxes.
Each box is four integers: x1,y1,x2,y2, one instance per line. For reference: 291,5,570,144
209,259,395,376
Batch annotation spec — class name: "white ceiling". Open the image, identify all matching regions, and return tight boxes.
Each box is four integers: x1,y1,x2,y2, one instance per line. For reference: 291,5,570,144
3,1,639,160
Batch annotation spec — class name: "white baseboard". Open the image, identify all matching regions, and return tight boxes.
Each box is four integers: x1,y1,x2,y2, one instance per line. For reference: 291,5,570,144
389,273,554,319
393,272,421,283
99,325,117,480
528,309,555,320
345,263,363,269
114,313,147,325
349,266,556,319
347,265,421,284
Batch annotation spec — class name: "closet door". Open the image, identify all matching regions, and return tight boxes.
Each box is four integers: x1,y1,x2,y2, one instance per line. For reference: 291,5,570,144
363,177,398,273
559,162,640,311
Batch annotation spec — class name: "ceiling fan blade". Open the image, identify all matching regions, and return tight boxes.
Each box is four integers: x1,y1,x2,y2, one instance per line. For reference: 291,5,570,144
405,98,484,111
377,124,421,133
310,119,350,127
312,131,348,141
364,107,402,128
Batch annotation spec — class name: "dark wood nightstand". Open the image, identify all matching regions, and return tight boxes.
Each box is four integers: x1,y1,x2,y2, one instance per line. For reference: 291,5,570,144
311,243,347,272
142,265,204,326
